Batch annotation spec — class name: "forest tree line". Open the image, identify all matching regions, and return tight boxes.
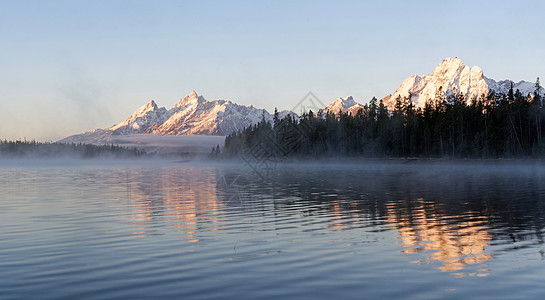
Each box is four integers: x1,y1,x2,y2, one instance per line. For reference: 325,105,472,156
0,140,147,158
221,80,545,159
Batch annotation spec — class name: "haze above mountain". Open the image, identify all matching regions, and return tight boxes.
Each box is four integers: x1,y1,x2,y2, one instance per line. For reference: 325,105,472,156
60,57,542,147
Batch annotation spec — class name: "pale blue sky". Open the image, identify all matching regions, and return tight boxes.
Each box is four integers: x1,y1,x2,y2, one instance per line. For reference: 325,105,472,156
1,0,544,140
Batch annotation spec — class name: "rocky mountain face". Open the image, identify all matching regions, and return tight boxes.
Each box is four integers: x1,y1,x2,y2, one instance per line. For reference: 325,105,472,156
60,91,298,143
108,91,277,136
321,96,365,115
382,57,542,109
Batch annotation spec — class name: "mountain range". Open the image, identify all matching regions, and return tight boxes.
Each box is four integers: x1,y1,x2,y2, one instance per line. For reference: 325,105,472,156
60,91,294,145
60,57,543,148
107,91,297,136
382,57,540,108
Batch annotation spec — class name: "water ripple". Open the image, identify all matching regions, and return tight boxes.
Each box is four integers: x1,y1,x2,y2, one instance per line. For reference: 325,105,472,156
2,162,545,299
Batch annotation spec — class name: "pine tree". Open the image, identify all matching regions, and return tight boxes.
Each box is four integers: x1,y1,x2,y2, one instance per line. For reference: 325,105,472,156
534,77,543,107
508,83,515,103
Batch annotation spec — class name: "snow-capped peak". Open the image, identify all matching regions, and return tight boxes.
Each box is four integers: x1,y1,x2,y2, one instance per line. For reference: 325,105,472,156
134,100,159,115
381,57,539,109
429,57,466,79
108,99,170,134
341,96,357,109
326,96,355,111
323,96,364,115
175,90,204,109
74,91,297,137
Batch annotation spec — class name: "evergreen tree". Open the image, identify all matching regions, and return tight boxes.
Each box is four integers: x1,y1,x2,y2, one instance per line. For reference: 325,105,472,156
534,77,543,107
508,83,515,103
221,90,545,159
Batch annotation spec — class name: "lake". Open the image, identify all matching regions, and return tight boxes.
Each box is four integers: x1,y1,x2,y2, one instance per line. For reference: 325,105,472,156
2,160,545,299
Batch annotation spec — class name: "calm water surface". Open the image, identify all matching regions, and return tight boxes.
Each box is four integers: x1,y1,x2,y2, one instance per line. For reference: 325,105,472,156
1,160,545,299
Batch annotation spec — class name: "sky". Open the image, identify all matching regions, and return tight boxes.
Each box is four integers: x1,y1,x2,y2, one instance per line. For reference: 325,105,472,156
1,0,544,141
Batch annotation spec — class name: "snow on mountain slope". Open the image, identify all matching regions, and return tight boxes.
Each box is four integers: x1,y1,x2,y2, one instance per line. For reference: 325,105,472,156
484,78,537,97
153,92,273,135
60,58,542,149
60,91,295,146
59,129,114,144
382,57,542,109
109,100,171,134
322,96,365,115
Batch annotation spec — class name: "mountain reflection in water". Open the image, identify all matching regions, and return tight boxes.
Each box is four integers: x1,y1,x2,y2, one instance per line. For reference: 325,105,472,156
3,161,545,299
118,162,545,278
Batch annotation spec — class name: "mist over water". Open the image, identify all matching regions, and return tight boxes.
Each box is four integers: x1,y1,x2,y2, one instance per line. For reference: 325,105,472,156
2,161,545,299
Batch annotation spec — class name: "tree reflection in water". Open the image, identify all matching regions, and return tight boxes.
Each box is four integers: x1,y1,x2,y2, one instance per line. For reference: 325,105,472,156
119,162,545,277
